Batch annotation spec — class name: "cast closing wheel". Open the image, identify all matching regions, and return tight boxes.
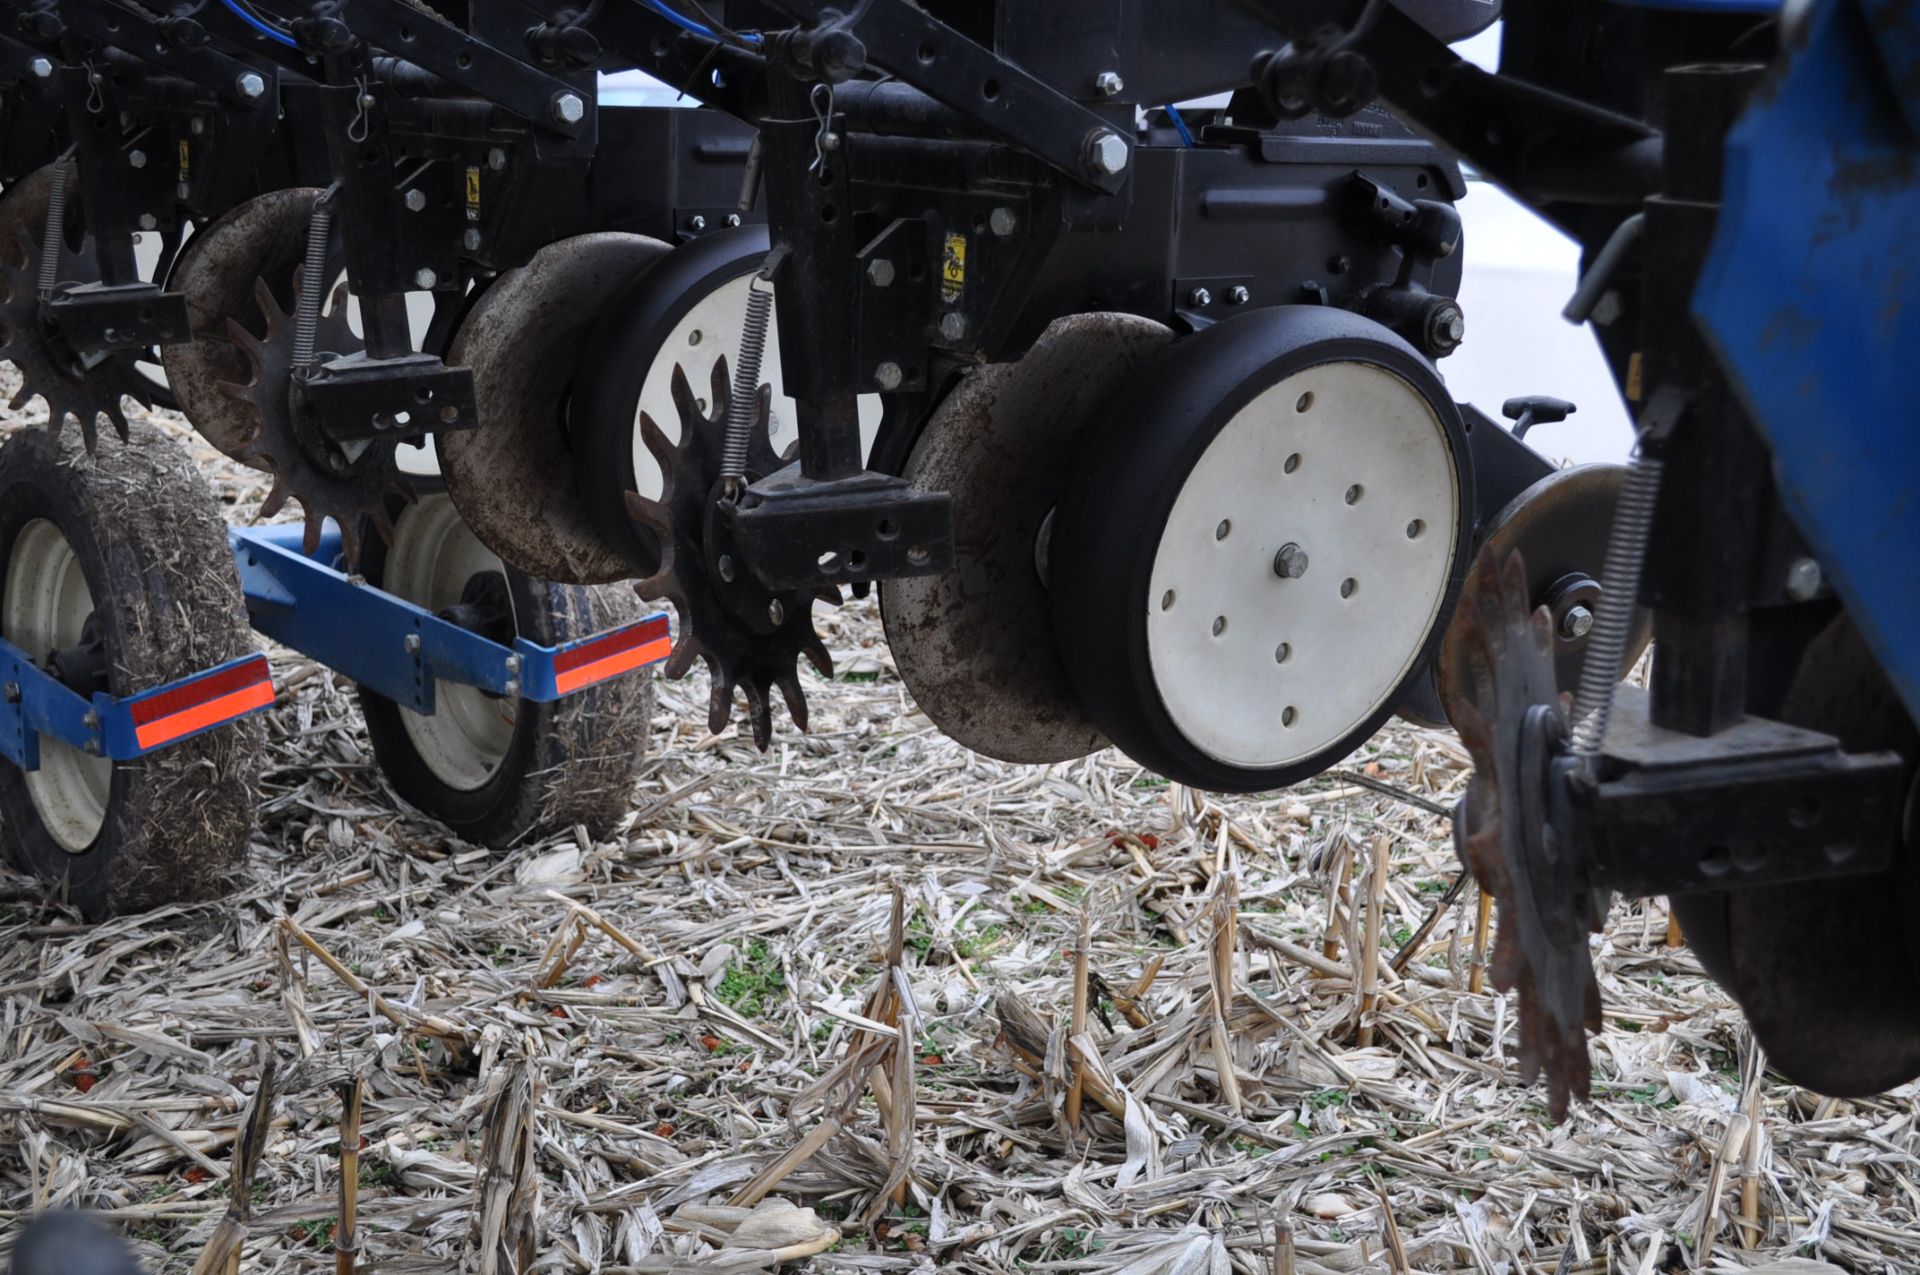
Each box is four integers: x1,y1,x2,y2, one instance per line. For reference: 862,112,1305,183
0,422,262,918
439,232,671,584
1049,306,1471,792
569,223,881,573
356,486,654,847
881,313,1173,763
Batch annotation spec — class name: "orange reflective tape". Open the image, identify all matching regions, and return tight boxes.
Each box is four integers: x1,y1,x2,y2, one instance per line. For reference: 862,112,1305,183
553,635,671,695
132,679,276,750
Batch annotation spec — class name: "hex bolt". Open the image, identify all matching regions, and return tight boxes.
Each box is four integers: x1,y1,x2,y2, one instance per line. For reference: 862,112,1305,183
874,361,903,391
725,213,742,227
28,57,53,79
767,599,785,626
1559,605,1595,640
689,214,707,231
866,258,896,288
400,633,421,656
550,92,587,126
1785,556,1823,601
1273,542,1309,579
463,228,482,251
989,206,1017,237
504,654,521,674
3,682,19,703
1095,70,1124,97
177,182,192,200
403,189,427,213
487,147,507,171
1228,285,1251,304
939,311,968,342
138,213,157,230
1086,129,1130,177
503,678,520,698
235,71,267,99
1188,286,1213,307
413,267,437,289
82,709,100,730
717,554,737,584
128,150,147,169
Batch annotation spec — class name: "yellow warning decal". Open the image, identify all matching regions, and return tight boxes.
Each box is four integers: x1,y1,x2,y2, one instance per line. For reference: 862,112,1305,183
177,140,190,180
940,232,967,303
465,166,481,220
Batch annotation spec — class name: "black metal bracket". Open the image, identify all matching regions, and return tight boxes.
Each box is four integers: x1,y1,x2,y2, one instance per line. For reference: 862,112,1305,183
1580,688,1906,898
58,0,280,107
300,351,478,441
45,282,192,353
720,464,953,590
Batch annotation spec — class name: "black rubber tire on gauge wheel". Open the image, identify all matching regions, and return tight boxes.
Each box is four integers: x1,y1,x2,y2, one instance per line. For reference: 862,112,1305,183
0,422,263,919
356,488,655,847
1048,305,1474,793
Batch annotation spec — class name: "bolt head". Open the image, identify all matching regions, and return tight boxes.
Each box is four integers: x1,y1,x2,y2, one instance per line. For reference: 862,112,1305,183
403,188,427,212
1087,130,1130,178
1274,543,1309,579
404,633,422,655
718,554,737,584
3,681,19,703
767,599,785,626
504,654,521,673
503,678,520,699
725,213,742,227
1558,605,1595,640
1785,556,1823,601
463,228,482,251
177,182,192,200
487,147,508,171
551,91,587,125
874,361,903,391
1227,285,1250,305
1188,286,1213,308
865,257,895,288
1094,70,1124,97
689,214,707,232
938,311,968,342
989,206,1017,237
413,268,437,289
127,150,147,169
82,710,100,730
138,213,157,230
28,57,52,79
235,70,266,99
190,116,206,135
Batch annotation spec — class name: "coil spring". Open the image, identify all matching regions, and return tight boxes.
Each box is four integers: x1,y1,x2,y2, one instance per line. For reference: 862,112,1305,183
36,161,68,299
720,281,773,486
1569,449,1664,759
292,194,334,369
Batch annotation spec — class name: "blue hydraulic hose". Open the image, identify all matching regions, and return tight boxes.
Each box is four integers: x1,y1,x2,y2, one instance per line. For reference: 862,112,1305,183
220,0,298,47
1165,103,1196,147
642,0,762,46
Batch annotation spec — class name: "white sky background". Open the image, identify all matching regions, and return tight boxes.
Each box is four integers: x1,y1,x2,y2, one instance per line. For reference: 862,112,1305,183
601,25,1635,465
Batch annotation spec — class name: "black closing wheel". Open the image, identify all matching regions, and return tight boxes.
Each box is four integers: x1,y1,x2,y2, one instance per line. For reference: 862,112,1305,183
1049,306,1473,793
357,489,654,847
0,422,262,918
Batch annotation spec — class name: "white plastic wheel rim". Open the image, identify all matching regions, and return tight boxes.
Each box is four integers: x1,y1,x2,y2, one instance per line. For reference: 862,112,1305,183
1145,361,1460,770
385,494,517,792
629,271,882,499
3,519,110,851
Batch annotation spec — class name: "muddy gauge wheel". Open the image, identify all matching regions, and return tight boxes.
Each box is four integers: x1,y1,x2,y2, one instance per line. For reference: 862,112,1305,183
356,488,653,847
1049,307,1472,792
0,423,261,918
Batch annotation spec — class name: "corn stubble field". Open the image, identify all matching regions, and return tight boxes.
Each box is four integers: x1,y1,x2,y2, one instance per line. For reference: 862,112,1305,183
0,391,1914,1274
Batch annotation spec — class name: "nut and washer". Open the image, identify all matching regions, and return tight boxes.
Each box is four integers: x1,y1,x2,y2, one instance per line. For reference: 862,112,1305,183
725,213,742,227
865,258,895,288
1188,286,1213,307
689,214,707,232
1094,71,1124,97
1086,130,1129,177
1273,543,1309,579
874,361,903,391
1558,605,1595,640
1227,285,1251,305
1785,557,1823,601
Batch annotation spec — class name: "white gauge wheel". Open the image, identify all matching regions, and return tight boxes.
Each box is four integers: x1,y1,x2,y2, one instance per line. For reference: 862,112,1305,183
2,519,111,851
628,271,883,500
1145,362,1460,769
383,494,518,791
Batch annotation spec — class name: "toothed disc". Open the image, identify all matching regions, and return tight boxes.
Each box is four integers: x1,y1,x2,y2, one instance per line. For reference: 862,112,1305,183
0,161,153,450
881,313,1173,763
161,188,329,466
440,232,669,584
